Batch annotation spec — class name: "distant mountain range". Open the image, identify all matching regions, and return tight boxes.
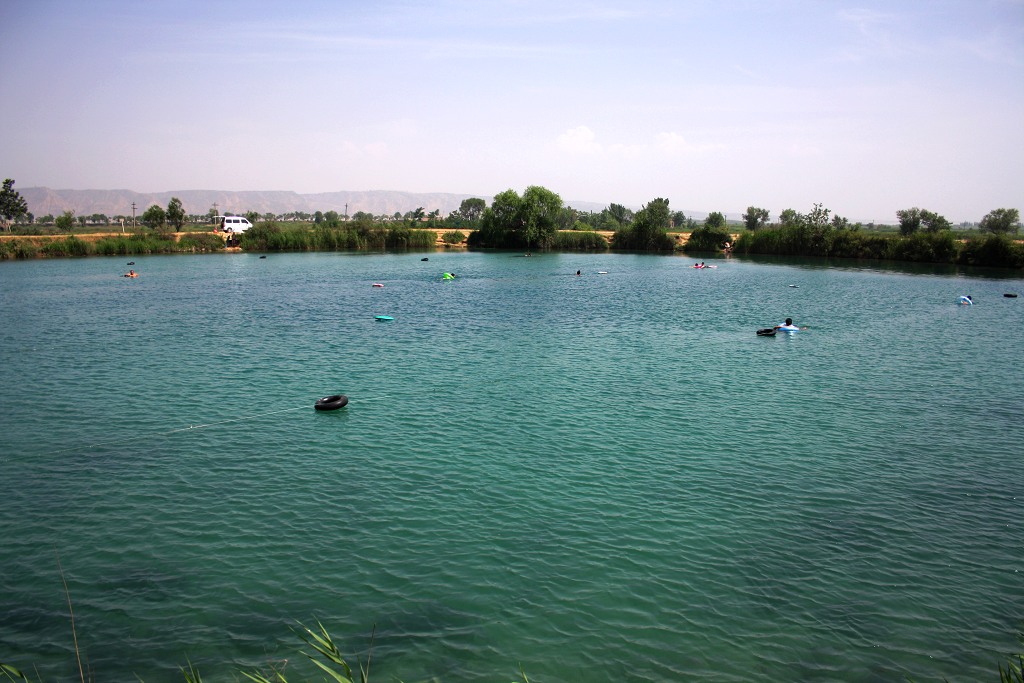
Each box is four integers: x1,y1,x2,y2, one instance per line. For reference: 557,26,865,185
21,187,621,219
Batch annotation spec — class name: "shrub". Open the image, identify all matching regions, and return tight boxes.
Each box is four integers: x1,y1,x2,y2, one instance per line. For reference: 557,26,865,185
42,236,91,257
177,233,226,252
441,230,466,245
611,225,674,251
958,234,1024,269
93,237,132,255
888,231,957,263
386,227,435,249
684,225,732,253
551,230,608,251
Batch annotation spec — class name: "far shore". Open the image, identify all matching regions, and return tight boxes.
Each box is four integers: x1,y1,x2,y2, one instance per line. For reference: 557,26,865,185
0,228,710,249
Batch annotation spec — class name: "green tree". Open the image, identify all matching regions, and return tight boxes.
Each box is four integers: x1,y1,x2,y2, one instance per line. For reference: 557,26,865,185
519,185,562,249
477,188,522,247
632,198,674,250
322,210,340,227
54,210,76,232
742,206,770,231
896,207,922,236
142,204,166,230
557,206,579,231
685,209,733,252
920,209,952,233
167,197,186,231
473,185,563,250
245,210,259,226
457,197,486,222
705,211,727,230
979,208,1020,235
612,198,674,251
779,208,802,228
608,203,633,226
806,203,831,230
0,178,29,231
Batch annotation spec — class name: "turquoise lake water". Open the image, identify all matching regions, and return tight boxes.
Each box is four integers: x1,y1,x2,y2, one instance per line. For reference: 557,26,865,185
1,251,1022,682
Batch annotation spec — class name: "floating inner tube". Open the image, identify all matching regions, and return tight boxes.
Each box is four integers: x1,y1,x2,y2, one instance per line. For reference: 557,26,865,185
959,296,973,305
776,324,800,332
372,283,384,287
315,394,348,411
1005,293,1018,298
421,257,429,261
756,328,777,337
375,315,394,321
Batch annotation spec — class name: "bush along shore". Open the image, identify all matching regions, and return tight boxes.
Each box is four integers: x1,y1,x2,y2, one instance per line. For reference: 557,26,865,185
2,222,1021,270
0,232,226,260
730,225,1024,269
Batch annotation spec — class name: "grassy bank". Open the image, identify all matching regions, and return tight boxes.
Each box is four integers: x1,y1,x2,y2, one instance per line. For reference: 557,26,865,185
239,222,438,251
3,223,1022,271
0,232,225,260
731,227,1024,269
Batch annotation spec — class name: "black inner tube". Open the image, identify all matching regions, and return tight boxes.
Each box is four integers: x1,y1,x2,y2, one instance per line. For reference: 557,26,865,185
315,394,349,411
756,328,777,336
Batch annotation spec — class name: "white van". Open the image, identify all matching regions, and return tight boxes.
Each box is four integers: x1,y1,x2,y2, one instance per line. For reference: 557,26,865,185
215,216,253,233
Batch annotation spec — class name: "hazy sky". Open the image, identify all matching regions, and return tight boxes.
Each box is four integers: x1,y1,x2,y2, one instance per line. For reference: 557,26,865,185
3,0,1022,222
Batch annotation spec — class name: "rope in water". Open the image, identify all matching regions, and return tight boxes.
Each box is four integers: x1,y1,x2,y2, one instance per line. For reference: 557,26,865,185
51,394,390,455
51,405,308,455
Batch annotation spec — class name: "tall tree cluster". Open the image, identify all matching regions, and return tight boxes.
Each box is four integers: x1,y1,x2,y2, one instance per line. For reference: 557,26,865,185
0,178,28,231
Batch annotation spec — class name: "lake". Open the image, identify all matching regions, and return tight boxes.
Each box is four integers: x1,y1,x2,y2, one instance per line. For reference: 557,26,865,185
1,251,1022,682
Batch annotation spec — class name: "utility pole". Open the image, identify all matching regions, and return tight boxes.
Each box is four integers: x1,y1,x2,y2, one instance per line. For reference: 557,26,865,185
131,202,137,229
345,203,348,220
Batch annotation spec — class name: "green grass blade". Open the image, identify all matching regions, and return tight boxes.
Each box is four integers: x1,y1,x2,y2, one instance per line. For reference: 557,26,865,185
306,658,353,683
1,663,29,682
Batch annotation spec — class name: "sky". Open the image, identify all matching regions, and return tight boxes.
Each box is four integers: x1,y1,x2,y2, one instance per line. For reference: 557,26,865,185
2,0,1022,223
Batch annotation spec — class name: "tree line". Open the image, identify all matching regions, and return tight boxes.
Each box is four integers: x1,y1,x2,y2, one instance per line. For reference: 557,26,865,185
2,177,1020,267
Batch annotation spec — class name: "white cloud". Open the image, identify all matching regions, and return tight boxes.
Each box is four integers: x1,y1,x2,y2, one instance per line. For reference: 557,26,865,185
655,132,688,152
557,126,602,153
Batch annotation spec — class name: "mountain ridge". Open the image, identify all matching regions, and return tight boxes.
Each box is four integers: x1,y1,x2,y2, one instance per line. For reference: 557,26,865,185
20,187,634,219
